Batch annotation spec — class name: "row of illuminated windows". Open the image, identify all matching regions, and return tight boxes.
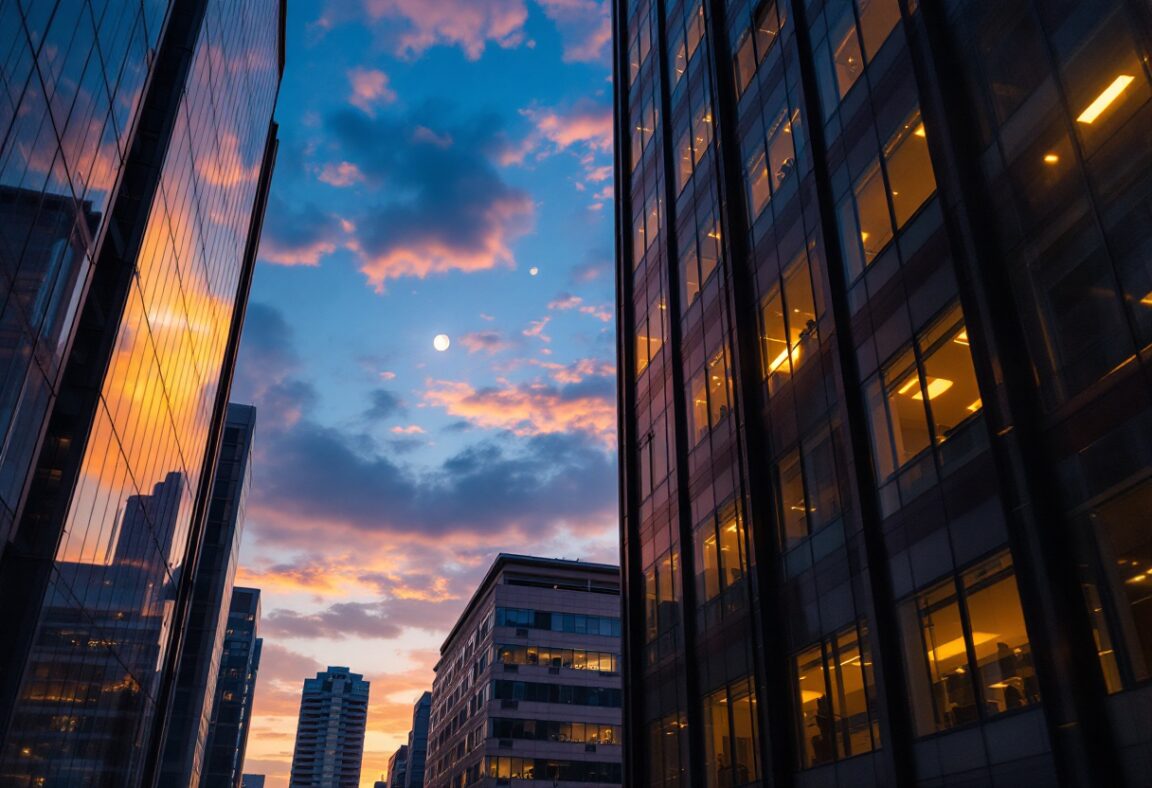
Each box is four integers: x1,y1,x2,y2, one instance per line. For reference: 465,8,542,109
631,184,663,267
485,757,622,783
643,549,680,653
793,621,880,768
864,303,983,482
495,644,618,673
494,608,621,638
627,1,656,88
674,90,715,195
491,680,622,708
489,717,621,745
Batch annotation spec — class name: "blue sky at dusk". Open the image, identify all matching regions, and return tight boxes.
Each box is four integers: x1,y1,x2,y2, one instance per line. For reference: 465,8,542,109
227,1,617,783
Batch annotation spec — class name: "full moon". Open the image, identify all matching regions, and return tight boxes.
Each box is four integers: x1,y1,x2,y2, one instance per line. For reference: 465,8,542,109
433,334,451,352
529,266,539,276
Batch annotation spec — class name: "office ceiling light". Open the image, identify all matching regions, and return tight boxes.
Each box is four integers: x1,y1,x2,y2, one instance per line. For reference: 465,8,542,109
912,377,953,400
1043,153,1060,164
1077,75,1135,123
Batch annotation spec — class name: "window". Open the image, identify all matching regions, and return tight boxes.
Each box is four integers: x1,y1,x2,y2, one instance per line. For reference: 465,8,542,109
682,215,721,308
1080,480,1152,688
899,553,1039,736
829,5,864,98
793,623,879,769
856,0,902,59
704,679,760,787
838,107,937,278
866,305,984,480
884,111,936,226
735,32,757,96
777,449,808,549
758,252,818,389
744,102,799,222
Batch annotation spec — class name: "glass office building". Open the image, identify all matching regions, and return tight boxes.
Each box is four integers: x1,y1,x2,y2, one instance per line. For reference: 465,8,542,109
612,0,1151,786
203,586,263,788
0,0,282,785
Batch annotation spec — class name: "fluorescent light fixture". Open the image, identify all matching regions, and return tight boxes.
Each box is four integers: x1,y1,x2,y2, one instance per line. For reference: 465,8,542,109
928,631,998,663
897,377,919,396
966,398,983,413
954,330,970,346
912,377,954,400
1140,290,1152,306
1077,75,1135,124
1043,153,1060,164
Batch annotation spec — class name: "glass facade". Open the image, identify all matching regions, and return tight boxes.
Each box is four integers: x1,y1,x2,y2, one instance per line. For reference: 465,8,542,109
614,0,1152,786
0,1,282,785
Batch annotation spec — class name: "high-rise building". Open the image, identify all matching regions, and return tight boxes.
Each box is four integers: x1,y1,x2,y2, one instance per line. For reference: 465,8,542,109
240,775,265,788
613,1,1151,787
203,587,263,787
424,555,623,787
0,0,282,785
402,692,431,788
386,744,408,788
160,405,257,786
289,666,370,788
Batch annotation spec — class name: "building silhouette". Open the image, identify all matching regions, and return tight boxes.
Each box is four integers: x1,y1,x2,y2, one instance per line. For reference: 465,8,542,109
385,744,408,788
612,0,1152,787
401,692,431,788
0,0,282,785
424,555,622,787
202,587,263,787
160,405,257,786
289,667,370,788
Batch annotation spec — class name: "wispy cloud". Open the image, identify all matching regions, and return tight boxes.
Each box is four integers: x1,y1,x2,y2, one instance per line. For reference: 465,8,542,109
347,67,397,113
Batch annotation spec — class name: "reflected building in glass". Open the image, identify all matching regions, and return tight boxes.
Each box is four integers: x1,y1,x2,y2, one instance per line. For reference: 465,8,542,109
612,1,1151,786
0,0,282,786
203,586,263,788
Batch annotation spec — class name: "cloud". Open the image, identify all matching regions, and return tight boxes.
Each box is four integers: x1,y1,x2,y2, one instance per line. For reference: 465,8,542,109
390,424,425,435
326,107,535,289
423,372,616,447
522,316,551,343
264,601,404,640
364,389,404,421
233,303,317,428
361,0,529,60
458,330,517,355
524,102,612,153
534,0,611,63
257,195,345,266
347,67,396,113
317,161,366,187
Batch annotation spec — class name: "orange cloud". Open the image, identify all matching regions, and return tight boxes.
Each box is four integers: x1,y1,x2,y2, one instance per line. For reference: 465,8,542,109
423,377,615,446
547,293,612,322
525,104,612,152
348,67,396,113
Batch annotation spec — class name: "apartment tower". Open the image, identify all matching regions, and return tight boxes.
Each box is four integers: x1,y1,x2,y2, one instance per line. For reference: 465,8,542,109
289,666,370,788
424,555,623,787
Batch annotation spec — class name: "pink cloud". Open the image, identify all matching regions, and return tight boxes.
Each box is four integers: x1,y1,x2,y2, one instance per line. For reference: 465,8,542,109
363,0,529,60
522,316,551,343
391,424,426,435
423,377,616,446
524,103,612,152
547,293,613,322
347,67,396,113
317,161,366,187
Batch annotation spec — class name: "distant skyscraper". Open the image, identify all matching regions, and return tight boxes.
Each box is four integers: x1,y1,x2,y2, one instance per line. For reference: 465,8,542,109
385,744,408,788
203,587,263,788
161,405,257,786
0,0,282,786
424,555,622,787
402,692,431,788
613,0,1152,786
289,667,371,788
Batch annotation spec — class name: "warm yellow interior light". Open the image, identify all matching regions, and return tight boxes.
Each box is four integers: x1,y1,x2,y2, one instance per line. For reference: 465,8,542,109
966,398,983,413
928,631,998,662
1127,574,1147,584
912,377,953,400
1076,75,1135,124
1043,153,1060,164
897,377,919,396
1140,290,1152,306
954,330,969,346
913,124,926,138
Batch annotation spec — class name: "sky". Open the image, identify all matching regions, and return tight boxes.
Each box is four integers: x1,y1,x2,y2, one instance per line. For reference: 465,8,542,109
227,1,618,784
